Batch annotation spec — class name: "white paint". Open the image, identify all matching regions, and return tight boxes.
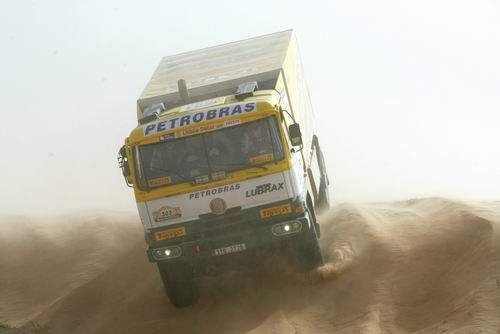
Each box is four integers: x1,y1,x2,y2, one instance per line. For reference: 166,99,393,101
142,171,292,229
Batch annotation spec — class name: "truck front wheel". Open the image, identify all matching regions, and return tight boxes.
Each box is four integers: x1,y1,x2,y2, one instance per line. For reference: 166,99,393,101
293,211,324,272
294,238,324,272
157,261,200,307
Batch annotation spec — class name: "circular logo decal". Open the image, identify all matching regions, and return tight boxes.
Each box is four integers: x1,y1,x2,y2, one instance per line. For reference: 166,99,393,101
209,198,227,215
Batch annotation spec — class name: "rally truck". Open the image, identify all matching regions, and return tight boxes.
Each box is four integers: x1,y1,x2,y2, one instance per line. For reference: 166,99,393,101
118,30,330,307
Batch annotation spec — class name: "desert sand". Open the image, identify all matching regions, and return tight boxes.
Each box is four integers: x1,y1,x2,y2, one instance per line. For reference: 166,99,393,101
1,198,499,333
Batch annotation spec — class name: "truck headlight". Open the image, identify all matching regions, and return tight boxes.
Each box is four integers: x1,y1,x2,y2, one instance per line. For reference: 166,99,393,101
153,246,182,260
272,220,302,236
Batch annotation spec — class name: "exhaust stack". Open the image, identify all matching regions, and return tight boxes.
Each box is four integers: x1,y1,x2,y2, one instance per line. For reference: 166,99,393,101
178,79,189,103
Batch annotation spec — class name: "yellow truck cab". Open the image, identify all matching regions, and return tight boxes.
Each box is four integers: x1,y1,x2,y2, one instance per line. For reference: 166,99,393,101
118,30,330,307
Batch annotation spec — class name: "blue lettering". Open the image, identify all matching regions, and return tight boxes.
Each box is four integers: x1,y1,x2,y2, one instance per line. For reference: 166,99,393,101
180,115,191,126
157,121,167,132
219,107,230,118
169,118,179,128
244,103,255,112
231,105,242,115
206,110,217,120
193,112,204,123
145,124,156,135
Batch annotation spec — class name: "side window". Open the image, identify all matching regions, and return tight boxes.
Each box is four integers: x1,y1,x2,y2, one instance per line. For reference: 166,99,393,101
133,146,148,191
281,117,293,153
268,117,284,161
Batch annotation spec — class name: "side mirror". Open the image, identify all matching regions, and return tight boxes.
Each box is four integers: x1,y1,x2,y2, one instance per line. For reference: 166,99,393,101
118,146,132,186
288,123,303,147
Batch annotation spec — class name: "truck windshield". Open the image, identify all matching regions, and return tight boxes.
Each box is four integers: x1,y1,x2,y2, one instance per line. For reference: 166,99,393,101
136,116,285,189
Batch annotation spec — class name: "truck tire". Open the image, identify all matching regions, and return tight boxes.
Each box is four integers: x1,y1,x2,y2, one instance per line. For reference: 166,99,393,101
294,238,324,272
293,211,323,272
157,261,200,307
312,135,331,215
307,195,321,239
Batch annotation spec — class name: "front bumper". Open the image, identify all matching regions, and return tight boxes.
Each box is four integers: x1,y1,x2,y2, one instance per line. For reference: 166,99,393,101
146,214,316,264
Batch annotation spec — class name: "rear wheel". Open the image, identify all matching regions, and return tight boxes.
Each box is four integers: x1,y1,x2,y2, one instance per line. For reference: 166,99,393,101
157,261,200,307
315,178,330,215
307,195,321,239
312,135,331,215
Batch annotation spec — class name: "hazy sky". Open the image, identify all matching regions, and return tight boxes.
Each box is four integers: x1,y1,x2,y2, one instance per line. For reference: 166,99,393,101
1,0,499,214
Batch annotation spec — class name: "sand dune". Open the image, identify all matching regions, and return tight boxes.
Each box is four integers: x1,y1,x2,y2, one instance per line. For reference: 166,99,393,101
1,198,499,333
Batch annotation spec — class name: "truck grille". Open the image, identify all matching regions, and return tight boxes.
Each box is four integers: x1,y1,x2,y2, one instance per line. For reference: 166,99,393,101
184,206,256,241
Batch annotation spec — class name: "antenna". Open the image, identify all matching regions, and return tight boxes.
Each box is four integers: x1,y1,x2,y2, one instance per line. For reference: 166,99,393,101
178,79,189,103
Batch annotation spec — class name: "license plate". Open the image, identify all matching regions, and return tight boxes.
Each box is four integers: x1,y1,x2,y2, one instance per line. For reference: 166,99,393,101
213,243,247,256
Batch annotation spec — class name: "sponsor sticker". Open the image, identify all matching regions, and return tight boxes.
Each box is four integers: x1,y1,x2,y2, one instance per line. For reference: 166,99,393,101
246,182,285,198
189,183,240,200
259,203,292,219
160,133,175,141
155,227,187,241
153,205,182,222
143,102,256,136
224,119,241,127
211,170,226,181
176,123,223,138
148,176,172,187
249,153,274,165
175,118,242,138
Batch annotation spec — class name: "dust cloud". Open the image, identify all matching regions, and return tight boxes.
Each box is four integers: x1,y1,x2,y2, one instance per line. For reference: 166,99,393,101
1,198,500,333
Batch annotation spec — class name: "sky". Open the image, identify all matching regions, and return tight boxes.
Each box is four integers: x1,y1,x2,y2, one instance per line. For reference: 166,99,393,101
1,0,499,214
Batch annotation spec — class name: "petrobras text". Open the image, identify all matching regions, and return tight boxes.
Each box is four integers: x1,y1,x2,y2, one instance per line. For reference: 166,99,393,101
143,102,257,136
